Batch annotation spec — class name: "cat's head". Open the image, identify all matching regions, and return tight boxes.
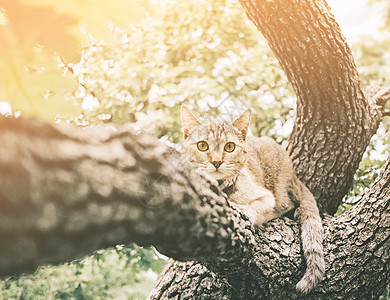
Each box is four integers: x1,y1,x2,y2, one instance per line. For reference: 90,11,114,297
180,106,251,180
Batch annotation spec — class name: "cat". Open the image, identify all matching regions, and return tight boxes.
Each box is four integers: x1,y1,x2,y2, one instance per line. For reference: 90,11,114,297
180,106,325,293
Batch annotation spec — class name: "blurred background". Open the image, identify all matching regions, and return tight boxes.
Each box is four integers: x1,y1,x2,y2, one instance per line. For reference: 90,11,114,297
0,0,389,298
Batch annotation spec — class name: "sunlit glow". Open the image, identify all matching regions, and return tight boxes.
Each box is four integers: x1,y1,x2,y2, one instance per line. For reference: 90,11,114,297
0,8,7,26
327,0,386,42
81,94,99,111
0,101,12,115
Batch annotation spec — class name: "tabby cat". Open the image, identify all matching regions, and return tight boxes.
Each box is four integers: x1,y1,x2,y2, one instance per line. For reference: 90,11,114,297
180,106,325,293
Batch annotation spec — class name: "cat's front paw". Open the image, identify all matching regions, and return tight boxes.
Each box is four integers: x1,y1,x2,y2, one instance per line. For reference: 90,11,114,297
236,204,256,223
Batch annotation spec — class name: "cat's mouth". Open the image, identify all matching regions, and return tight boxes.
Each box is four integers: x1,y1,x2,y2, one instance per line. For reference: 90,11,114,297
211,169,224,174
208,169,228,180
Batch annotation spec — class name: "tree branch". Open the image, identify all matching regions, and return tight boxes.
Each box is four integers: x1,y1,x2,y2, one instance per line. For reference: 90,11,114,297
367,83,390,120
0,116,255,277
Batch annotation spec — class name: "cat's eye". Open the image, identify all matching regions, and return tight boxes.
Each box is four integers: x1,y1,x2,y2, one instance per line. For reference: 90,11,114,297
224,142,236,152
197,141,209,152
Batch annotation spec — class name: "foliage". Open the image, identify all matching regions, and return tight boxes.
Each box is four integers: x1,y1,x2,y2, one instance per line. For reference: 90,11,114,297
0,0,143,122
369,0,390,29
352,36,390,87
63,0,294,144
0,1,77,121
380,286,390,300
0,244,165,299
336,155,386,215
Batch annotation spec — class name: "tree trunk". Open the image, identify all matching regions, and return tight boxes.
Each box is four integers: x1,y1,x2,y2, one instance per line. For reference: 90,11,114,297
0,0,389,299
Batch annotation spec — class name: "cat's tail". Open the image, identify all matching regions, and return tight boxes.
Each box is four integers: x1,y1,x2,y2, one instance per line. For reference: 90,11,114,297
292,178,325,294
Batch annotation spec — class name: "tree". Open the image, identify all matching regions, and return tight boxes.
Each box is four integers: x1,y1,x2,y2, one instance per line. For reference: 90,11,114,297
0,0,389,299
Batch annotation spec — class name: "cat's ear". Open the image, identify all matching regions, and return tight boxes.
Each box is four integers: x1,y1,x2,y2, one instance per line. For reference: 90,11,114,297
181,106,200,139
232,109,251,137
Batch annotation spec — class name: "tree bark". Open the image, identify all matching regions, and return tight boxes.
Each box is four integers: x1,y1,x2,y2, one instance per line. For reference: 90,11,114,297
0,0,389,299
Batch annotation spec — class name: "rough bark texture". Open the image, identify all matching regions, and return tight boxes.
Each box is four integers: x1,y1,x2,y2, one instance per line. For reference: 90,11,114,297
0,0,389,299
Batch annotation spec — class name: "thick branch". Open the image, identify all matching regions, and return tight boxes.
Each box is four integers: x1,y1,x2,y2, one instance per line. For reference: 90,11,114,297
321,157,390,299
0,116,255,277
367,83,390,121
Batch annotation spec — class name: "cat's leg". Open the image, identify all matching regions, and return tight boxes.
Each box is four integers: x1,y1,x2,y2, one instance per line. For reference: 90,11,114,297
236,190,279,226
274,185,295,216
272,168,297,217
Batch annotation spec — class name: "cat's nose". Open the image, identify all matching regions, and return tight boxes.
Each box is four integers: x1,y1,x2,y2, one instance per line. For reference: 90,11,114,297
211,161,223,169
